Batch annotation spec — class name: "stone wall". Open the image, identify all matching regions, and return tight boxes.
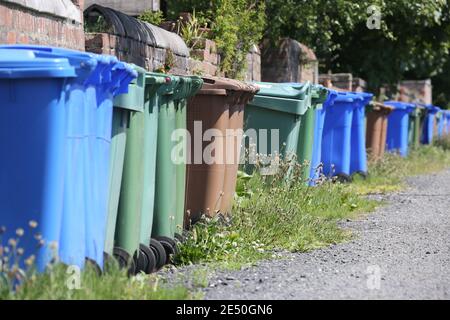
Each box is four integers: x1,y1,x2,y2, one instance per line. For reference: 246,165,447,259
84,0,160,16
398,79,432,105
245,44,261,82
261,38,319,84
319,73,367,92
0,0,85,51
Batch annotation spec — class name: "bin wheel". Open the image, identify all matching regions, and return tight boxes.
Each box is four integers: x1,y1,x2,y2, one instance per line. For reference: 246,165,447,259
174,232,186,243
103,252,119,271
136,244,156,274
133,248,149,275
85,257,102,276
352,171,368,179
154,236,179,256
150,239,167,271
335,173,352,183
158,240,176,264
113,247,136,276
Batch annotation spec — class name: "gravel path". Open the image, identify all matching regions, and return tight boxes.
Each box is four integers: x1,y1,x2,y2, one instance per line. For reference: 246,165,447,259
202,170,450,300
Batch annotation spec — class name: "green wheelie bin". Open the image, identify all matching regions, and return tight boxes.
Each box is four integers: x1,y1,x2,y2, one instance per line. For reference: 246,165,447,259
408,104,424,149
152,74,203,262
105,67,170,274
243,82,312,176
296,84,328,182
173,76,203,240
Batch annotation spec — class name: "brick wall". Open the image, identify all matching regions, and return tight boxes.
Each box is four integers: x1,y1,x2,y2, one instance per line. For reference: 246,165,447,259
85,32,190,74
0,0,85,51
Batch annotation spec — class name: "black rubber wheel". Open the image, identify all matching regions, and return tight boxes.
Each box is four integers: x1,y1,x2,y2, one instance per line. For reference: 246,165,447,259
85,257,102,276
133,248,149,275
335,173,352,183
137,244,156,274
174,232,184,242
352,170,368,179
103,252,119,272
150,238,167,271
113,247,136,276
154,235,179,256
159,240,176,264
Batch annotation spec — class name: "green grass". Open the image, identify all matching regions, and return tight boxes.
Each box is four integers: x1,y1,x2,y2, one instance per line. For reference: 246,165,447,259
351,142,450,195
0,262,200,300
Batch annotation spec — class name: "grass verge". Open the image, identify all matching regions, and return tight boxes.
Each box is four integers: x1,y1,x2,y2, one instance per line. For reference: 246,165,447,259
176,142,450,269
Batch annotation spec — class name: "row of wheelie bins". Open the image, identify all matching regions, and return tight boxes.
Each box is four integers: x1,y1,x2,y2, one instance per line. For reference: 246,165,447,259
0,45,261,274
1,45,448,275
243,83,375,183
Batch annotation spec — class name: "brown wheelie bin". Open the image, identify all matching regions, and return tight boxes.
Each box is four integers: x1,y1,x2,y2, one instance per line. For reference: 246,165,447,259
366,101,394,160
185,77,257,226
219,82,259,214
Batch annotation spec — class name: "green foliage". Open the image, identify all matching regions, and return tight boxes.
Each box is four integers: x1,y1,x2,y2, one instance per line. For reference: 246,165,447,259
138,10,164,26
264,0,450,99
84,15,110,33
165,0,266,79
177,10,208,49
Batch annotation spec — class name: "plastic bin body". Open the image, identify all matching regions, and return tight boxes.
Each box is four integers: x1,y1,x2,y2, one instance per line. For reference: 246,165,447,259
310,89,338,184
219,83,259,214
437,111,444,138
366,103,393,160
0,49,76,270
286,83,328,182
349,93,373,175
408,106,422,149
321,92,372,178
185,77,255,224
172,76,203,233
152,75,202,239
421,105,440,144
243,82,311,176
321,95,354,177
385,101,415,157
105,65,147,258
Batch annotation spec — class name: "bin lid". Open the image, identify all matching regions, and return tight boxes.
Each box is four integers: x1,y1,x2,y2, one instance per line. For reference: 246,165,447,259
384,101,416,112
0,45,125,88
420,104,441,115
252,81,310,100
0,49,76,78
334,91,364,103
172,75,203,101
369,101,394,112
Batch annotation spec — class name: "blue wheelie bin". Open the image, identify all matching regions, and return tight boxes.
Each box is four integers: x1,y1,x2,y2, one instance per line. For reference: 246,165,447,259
321,91,373,180
385,101,416,157
350,92,373,177
420,104,441,144
309,88,338,185
0,45,136,269
0,49,76,271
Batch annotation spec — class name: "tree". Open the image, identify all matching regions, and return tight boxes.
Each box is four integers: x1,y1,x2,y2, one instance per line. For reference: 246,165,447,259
265,0,450,104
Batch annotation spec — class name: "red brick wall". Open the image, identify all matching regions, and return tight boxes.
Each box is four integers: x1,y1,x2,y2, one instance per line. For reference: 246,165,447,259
0,1,85,51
